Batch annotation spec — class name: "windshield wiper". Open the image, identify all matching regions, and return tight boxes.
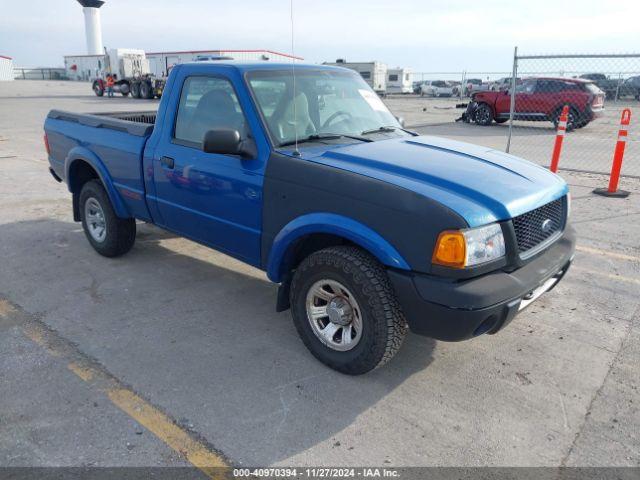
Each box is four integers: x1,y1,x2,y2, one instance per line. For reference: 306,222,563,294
279,133,372,148
361,125,419,136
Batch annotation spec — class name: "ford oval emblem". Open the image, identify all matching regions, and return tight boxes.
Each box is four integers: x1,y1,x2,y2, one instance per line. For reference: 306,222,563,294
541,219,553,233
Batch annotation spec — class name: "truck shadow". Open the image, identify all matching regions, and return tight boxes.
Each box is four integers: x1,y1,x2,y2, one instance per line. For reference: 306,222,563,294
1,218,436,465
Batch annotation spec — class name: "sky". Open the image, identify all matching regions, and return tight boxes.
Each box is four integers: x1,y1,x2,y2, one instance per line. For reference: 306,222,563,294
1,0,639,73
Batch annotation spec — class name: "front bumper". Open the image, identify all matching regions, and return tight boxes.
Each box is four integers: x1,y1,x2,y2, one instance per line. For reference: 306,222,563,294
388,226,576,341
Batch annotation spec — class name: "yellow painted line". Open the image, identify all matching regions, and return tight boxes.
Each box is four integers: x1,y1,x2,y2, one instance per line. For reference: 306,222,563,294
108,389,227,479
576,245,640,262
13,306,229,477
21,324,62,358
67,362,97,382
0,299,16,317
572,266,640,286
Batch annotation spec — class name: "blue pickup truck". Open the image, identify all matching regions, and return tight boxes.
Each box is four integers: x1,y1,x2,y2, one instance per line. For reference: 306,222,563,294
45,62,575,374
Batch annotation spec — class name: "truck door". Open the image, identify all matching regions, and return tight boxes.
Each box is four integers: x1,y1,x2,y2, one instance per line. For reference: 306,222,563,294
151,73,265,266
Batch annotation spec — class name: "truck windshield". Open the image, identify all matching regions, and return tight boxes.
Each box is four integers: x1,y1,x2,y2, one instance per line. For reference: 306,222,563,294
246,69,405,147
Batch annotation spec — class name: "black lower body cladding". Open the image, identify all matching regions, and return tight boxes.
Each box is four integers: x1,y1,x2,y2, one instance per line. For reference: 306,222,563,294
388,227,576,341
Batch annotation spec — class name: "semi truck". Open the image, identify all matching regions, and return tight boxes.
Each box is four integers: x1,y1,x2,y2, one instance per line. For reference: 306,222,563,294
91,48,165,100
44,61,575,374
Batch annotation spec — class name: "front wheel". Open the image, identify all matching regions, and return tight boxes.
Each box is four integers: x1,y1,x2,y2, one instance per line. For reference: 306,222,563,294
92,81,104,97
473,103,494,126
80,180,136,257
290,246,407,375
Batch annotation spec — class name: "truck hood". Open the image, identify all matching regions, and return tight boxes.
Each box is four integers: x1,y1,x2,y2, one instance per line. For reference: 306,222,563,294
286,136,568,227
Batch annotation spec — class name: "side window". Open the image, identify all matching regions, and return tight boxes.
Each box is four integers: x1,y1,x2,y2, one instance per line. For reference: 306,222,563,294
516,80,536,93
360,71,371,79
174,76,247,147
388,74,398,81
250,79,287,118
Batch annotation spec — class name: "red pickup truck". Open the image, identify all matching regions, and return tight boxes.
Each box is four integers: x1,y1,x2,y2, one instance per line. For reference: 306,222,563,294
465,77,605,130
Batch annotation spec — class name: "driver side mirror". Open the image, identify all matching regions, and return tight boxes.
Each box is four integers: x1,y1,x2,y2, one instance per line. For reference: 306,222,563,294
203,129,256,158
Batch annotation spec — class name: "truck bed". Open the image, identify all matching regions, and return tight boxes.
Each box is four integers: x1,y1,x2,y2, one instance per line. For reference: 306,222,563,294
48,110,155,136
45,109,158,222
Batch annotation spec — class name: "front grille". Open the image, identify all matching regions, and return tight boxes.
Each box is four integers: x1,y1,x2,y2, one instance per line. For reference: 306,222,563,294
513,197,565,255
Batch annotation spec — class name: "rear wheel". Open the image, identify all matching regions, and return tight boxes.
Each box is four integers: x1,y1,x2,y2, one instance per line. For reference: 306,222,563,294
290,246,407,375
473,103,494,126
79,180,136,257
130,82,141,99
140,81,154,99
552,106,580,132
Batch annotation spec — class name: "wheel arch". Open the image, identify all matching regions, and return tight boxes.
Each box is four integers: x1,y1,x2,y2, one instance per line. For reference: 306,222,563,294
266,213,411,284
65,148,131,221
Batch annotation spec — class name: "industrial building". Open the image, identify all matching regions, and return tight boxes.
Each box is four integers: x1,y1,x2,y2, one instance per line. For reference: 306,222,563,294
145,50,302,78
64,49,302,81
64,2,302,82
0,55,14,81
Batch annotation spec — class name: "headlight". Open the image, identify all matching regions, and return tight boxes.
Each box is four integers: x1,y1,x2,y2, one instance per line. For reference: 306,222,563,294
432,223,506,269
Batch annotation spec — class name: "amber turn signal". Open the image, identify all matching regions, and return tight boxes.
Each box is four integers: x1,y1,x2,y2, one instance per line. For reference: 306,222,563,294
432,231,466,268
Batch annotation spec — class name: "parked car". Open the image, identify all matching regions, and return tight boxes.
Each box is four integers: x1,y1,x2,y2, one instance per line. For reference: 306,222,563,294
464,77,605,130
489,77,521,91
618,76,640,100
464,78,485,96
412,80,424,94
420,80,455,97
44,62,575,374
578,73,620,99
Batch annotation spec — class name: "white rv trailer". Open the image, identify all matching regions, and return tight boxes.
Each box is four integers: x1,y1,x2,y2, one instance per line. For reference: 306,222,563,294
386,67,412,94
323,60,388,95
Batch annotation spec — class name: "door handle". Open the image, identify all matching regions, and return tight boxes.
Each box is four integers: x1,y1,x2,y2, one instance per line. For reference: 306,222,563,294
160,156,175,169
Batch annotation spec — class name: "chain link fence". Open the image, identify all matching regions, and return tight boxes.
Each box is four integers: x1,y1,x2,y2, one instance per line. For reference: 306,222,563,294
13,68,67,80
501,52,640,177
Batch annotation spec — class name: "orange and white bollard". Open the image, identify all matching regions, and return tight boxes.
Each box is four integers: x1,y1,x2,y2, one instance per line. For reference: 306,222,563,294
550,105,569,173
594,109,632,198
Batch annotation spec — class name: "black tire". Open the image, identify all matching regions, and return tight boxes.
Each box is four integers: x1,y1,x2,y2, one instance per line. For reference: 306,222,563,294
552,106,581,132
92,81,104,97
119,82,130,96
290,246,407,375
140,81,154,99
130,82,141,99
79,180,136,258
473,103,493,126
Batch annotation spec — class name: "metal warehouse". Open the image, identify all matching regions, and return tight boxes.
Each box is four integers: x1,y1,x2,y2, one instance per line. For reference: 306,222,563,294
64,49,302,81
145,49,302,77
0,55,14,81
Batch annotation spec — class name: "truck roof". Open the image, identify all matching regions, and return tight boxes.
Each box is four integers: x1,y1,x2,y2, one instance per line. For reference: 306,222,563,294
178,61,352,74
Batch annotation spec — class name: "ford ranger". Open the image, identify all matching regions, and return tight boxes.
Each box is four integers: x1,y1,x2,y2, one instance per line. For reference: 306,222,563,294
44,62,575,374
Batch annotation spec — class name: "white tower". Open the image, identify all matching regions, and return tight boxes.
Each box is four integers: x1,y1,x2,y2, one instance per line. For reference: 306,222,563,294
77,0,105,55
